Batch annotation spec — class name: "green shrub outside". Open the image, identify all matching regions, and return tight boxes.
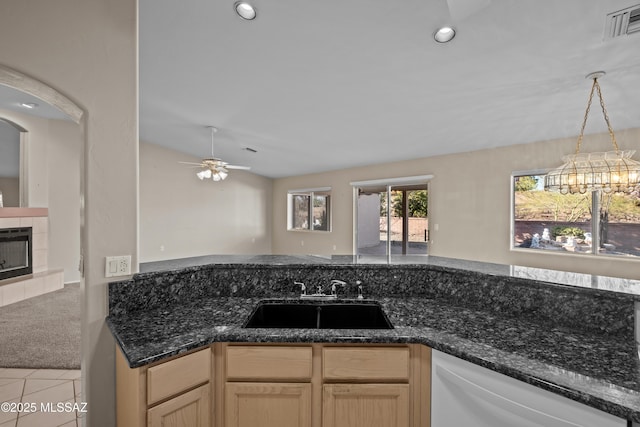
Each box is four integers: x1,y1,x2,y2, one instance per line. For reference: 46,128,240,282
551,226,585,239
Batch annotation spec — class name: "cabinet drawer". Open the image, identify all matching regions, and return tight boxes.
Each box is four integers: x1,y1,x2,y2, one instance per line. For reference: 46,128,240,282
147,348,211,405
323,347,410,381
226,345,313,381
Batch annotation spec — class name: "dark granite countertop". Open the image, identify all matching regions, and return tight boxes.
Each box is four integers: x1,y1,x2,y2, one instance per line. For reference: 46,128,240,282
139,254,640,296
107,294,640,422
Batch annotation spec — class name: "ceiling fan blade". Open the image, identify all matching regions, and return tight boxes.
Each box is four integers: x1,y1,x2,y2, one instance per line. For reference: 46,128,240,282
179,161,206,166
226,165,251,170
446,0,490,21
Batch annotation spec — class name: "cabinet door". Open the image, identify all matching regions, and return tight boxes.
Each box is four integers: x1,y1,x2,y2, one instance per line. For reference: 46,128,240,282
147,384,210,427
323,384,410,427
225,382,312,427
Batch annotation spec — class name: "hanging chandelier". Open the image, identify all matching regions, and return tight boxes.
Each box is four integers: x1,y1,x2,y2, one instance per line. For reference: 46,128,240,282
544,71,640,195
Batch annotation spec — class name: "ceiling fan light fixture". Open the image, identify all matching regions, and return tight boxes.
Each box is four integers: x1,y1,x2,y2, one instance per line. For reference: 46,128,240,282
197,169,212,180
212,169,228,181
235,2,257,20
434,26,456,43
181,125,251,181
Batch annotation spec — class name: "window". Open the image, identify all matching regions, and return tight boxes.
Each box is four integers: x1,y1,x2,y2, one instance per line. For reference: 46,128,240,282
287,188,331,232
512,172,640,258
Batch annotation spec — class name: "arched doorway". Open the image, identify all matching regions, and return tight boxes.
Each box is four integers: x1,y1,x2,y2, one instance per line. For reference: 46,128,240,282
0,65,86,426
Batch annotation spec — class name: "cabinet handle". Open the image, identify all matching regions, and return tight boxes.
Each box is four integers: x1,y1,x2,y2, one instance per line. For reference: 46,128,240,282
436,364,581,427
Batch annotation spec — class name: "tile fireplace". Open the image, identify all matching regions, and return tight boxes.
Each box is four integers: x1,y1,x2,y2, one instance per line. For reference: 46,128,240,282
0,227,33,280
0,209,64,307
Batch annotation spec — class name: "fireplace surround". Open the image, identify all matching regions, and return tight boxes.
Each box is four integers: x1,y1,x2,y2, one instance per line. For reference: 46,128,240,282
0,227,33,280
0,209,64,307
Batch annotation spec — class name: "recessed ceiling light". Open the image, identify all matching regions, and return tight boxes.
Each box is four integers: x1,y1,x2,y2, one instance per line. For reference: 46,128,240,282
235,2,257,20
20,102,38,109
434,27,456,43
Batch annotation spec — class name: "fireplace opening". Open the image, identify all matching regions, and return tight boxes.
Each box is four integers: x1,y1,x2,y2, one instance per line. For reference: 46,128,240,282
0,227,33,281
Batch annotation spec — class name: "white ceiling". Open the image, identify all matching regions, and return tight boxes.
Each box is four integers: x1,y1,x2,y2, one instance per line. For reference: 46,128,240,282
139,0,640,178
0,85,69,178
2,1,639,180
0,85,71,122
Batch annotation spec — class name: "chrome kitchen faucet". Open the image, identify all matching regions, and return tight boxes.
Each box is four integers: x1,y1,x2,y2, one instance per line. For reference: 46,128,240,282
296,279,346,300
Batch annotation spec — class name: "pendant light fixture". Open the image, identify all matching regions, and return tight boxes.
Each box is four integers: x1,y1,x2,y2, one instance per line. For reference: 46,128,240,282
544,71,640,194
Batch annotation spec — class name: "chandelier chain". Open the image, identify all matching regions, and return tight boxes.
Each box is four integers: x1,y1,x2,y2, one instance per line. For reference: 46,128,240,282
594,79,620,153
575,78,619,155
574,79,595,155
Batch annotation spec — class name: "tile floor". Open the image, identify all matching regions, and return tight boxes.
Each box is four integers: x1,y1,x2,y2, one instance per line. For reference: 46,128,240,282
0,368,83,427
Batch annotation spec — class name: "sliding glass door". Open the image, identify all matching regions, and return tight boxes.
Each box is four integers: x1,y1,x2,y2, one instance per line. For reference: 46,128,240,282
352,176,431,261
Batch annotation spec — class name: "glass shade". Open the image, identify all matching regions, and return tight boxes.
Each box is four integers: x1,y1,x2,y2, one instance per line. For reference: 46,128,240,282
197,169,212,180
544,150,640,194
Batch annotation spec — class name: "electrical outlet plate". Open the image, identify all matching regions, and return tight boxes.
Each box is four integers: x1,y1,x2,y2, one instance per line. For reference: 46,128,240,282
105,255,132,278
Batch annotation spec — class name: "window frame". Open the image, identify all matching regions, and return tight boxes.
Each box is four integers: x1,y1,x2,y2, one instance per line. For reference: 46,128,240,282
510,169,639,259
351,175,433,260
287,187,332,232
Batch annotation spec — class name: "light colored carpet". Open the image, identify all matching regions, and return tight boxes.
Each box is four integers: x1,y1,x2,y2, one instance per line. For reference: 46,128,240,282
0,283,80,369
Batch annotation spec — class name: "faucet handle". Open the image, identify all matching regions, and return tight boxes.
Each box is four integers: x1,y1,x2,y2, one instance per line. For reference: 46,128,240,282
330,280,346,297
356,280,364,299
295,281,306,295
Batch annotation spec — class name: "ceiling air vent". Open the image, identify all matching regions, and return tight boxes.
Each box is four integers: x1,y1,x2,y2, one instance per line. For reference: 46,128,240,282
604,4,640,40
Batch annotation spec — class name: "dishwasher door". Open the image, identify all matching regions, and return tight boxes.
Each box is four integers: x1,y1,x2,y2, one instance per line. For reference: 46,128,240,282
431,350,626,427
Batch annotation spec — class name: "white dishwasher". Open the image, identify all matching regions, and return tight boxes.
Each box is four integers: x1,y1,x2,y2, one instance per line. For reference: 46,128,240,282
431,350,626,427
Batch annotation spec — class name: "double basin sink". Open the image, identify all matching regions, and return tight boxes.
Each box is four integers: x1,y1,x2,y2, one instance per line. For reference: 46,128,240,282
244,300,393,330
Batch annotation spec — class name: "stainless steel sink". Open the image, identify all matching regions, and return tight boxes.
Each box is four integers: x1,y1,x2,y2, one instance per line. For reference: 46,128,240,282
243,301,393,329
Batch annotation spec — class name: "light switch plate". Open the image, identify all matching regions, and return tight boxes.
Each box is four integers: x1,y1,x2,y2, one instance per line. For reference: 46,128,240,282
105,255,132,278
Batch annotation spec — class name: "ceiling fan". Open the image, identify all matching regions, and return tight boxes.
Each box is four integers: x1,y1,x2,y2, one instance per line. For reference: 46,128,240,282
179,126,251,181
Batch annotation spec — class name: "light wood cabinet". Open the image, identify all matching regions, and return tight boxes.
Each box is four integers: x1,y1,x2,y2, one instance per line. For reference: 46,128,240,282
321,347,413,427
147,384,210,427
225,382,312,427
226,345,313,381
322,347,410,382
147,347,211,405
223,345,314,427
221,343,430,427
116,347,212,427
323,384,410,427
117,343,430,427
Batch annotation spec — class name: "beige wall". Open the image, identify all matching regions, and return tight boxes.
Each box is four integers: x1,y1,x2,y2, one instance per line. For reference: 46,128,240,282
0,177,18,207
273,128,640,280
0,109,82,284
0,2,138,426
47,119,82,283
140,142,272,262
